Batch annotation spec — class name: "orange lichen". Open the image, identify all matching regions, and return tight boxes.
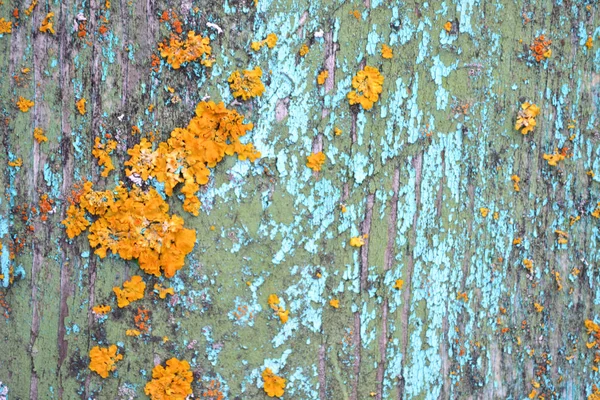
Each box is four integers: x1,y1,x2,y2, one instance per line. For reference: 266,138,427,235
125,101,260,216
555,230,568,244
158,31,213,70
228,67,265,100
350,10,361,20
144,358,193,400
349,234,368,248
92,137,117,177
394,279,404,290
513,237,522,245
306,152,325,172
317,70,328,85
262,368,286,398
534,303,544,313
134,307,150,332
329,299,339,308
17,97,34,112
76,98,86,115
24,0,38,16
92,305,111,315
479,207,489,217
299,44,309,56
334,127,342,136
347,66,384,110
443,21,452,32
515,102,540,134
63,181,197,277
267,294,288,323
511,175,520,191
0,18,12,34
586,36,594,49
554,271,563,290
589,385,600,400
33,127,48,143
252,33,277,51
530,35,552,62
154,283,174,299
592,203,600,219
543,148,566,166
89,344,123,378
62,204,90,239
113,275,146,308
381,44,393,59
523,258,533,273
39,12,55,34
8,158,22,167
126,329,141,336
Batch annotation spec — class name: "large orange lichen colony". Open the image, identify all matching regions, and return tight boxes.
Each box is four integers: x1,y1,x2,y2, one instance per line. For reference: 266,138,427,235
125,100,261,215
228,66,266,100
158,31,213,69
347,65,384,110
88,345,123,378
62,181,196,278
144,358,193,400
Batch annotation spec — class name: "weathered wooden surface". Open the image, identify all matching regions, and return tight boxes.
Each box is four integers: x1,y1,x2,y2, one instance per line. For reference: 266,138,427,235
1,0,600,398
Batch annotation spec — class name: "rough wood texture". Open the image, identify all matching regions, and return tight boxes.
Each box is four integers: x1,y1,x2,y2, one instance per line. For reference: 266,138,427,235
1,0,600,399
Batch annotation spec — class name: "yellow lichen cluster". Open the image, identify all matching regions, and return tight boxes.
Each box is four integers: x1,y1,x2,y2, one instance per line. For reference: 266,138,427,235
317,70,328,85
299,44,309,56
329,299,339,308
89,345,123,378
306,151,326,172
349,234,368,248
530,35,552,62
92,137,117,177
40,12,56,34
267,294,289,323
0,18,12,34
262,368,286,398
113,275,146,308
33,127,48,143
125,100,261,215
515,102,540,134
592,202,600,219
523,258,533,273
154,283,175,299
17,97,34,112
542,148,566,166
347,66,384,110
158,31,213,70
61,181,196,277
92,305,111,315
381,44,393,59
228,67,265,100
144,358,193,400
76,98,87,115
511,174,520,191
251,33,277,51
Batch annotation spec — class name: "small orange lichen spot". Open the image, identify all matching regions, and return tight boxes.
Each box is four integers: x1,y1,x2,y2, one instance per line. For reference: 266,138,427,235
523,258,533,273
92,137,117,177
350,10,361,20
265,33,278,48
267,294,280,310
554,271,563,291
334,127,342,136
154,283,174,299
543,148,566,166
493,211,499,220
92,305,111,315
228,66,265,100
381,44,393,59
511,175,520,191
17,97,34,112
347,66,384,110
589,385,600,400
126,329,141,336
317,70,328,85
210,225,216,231
340,203,347,213
62,204,90,239
131,125,140,135
555,230,568,244
513,237,522,245
394,279,404,290
534,303,544,313
251,41,262,51
329,299,340,308
89,344,123,378
443,21,452,32
163,336,169,342
24,0,38,16
349,234,367,248
585,36,593,49
262,368,286,398
570,215,580,226
515,102,540,134
39,12,56,34
33,127,48,143
0,18,12,34
277,309,289,323
457,292,468,302
592,203,600,219
144,358,193,400
76,98,86,115
528,389,538,399
113,275,146,308
299,44,309,56
8,158,22,167
530,34,552,62
306,151,326,172
588,170,595,178
479,208,489,218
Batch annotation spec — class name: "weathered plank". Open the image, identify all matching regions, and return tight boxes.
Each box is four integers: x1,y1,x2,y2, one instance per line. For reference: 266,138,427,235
0,0,600,399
